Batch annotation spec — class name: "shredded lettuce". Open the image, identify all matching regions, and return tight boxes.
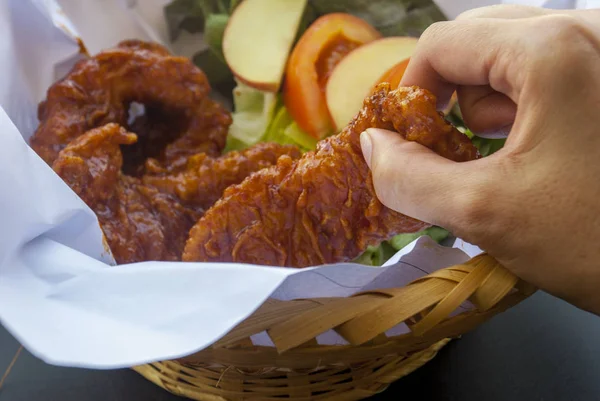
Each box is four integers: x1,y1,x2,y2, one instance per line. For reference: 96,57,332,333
284,122,318,150
353,245,384,266
353,227,449,266
226,85,318,153
225,82,278,151
262,104,296,146
263,106,317,152
389,226,449,251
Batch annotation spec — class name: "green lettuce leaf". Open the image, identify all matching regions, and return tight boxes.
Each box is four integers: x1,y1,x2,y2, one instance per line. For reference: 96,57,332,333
353,245,384,266
353,242,397,266
388,226,449,251
353,227,449,266
254,101,319,152
225,82,278,151
309,0,446,37
164,0,206,41
192,49,232,84
263,104,294,144
164,0,241,86
283,122,318,151
204,13,229,60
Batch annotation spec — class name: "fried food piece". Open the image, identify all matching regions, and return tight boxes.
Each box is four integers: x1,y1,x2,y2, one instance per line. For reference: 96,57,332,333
117,39,172,56
183,84,480,267
31,40,231,166
143,142,302,211
52,123,199,264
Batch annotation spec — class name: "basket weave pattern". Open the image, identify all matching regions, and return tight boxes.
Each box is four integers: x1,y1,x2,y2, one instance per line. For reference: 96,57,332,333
134,254,535,400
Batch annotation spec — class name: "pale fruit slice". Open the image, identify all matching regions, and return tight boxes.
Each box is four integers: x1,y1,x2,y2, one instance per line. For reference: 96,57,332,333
325,37,418,131
223,0,308,92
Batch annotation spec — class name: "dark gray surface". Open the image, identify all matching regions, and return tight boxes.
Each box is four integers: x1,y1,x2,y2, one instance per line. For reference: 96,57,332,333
1,291,599,401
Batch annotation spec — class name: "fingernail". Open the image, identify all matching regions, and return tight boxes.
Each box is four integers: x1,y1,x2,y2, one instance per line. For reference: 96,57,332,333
360,131,373,168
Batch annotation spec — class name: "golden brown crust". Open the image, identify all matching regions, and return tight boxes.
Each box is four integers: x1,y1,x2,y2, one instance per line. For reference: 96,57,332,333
183,84,480,267
143,142,302,212
50,124,300,263
52,123,199,263
116,39,172,56
30,40,231,166
31,40,277,263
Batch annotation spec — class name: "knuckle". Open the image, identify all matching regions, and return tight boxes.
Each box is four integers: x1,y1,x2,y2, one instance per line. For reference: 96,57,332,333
491,14,598,95
456,5,509,20
420,21,451,43
457,4,546,20
528,15,594,62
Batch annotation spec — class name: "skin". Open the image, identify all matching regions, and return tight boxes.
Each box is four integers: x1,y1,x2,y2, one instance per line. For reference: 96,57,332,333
360,5,600,315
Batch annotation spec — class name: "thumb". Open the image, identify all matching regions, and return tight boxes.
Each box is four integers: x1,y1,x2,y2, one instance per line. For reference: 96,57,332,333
361,128,491,234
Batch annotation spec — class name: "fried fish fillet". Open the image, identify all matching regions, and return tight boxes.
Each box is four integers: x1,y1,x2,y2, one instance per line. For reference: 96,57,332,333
183,84,480,267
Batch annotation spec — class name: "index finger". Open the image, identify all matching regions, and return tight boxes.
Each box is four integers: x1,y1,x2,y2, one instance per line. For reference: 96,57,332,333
400,18,529,108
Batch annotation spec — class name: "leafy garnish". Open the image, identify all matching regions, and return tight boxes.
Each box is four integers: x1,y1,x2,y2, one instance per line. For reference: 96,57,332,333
388,226,449,251
204,13,229,60
192,49,231,84
283,122,318,151
225,82,278,149
309,0,446,37
353,245,384,266
164,0,241,85
164,0,206,41
164,0,447,98
353,227,449,266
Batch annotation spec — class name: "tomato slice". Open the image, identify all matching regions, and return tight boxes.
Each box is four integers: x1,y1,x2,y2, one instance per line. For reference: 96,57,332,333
283,13,381,139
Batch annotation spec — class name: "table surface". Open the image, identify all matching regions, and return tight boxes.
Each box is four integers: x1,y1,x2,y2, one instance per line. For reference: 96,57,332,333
0,291,599,401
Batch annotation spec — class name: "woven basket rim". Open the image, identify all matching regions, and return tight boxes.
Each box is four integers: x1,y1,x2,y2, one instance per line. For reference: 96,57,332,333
134,254,534,401
175,253,534,366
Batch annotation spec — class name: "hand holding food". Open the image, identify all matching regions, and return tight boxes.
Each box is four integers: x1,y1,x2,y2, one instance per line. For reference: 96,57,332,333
183,84,478,267
362,5,600,314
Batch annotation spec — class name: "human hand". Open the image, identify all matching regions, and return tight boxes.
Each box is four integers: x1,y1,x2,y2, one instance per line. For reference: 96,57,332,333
360,5,600,315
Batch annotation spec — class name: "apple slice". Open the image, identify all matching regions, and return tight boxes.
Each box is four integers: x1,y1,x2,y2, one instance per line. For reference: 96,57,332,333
223,0,308,92
325,37,418,131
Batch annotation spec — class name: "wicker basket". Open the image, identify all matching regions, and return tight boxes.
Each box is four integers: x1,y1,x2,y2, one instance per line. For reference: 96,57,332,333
133,253,535,400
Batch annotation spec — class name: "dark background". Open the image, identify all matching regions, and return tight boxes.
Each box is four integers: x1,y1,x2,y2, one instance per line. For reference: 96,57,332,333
1,291,599,401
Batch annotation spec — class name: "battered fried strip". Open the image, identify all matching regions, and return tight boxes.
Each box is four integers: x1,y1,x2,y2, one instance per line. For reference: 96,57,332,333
31,41,230,166
52,123,198,264
143,142,302,211
183,84,480,267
